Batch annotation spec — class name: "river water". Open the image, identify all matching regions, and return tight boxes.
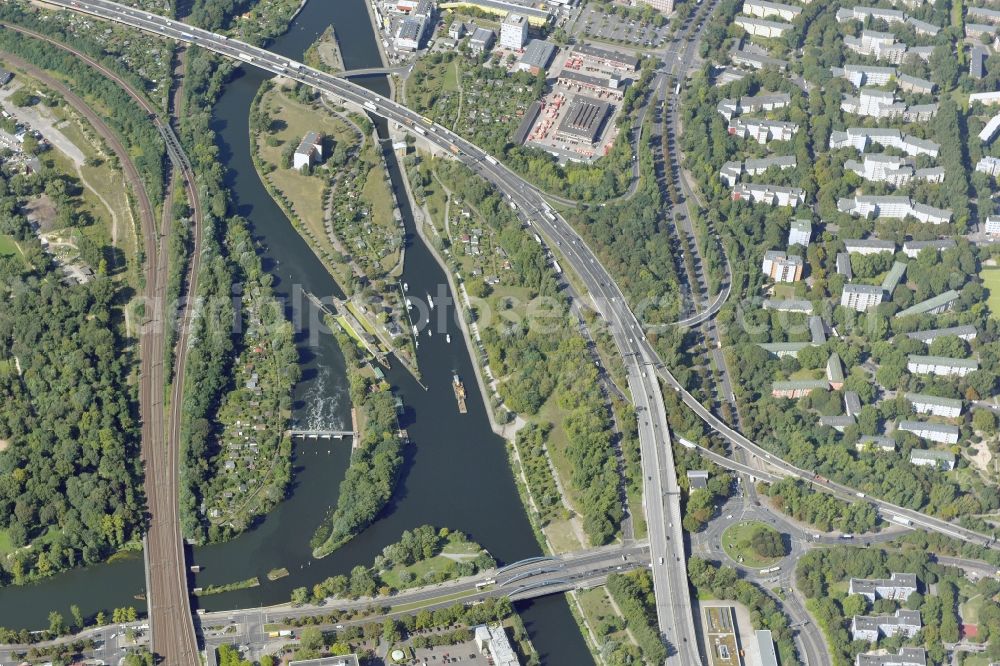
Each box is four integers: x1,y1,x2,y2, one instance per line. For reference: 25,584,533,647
0,1,594,662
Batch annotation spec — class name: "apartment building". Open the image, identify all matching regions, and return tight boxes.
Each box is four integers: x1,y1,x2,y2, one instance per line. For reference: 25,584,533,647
732,183,805,206
897,73,935,94
761,250,804,281
719,155,796,186
845,390,862,417
895,290,960,317
905,392,963,418
772,379,830,398
906,324,977,344
827,352,845,389
976,156,1000,177
841,284,885,311
500,13,529,50
829,128,940,157
837,252,853,279
856,648,927,666
844,154,940,186
907,17,940,35
844,30,905,63
728,118,799,143
987,215,1000,234
907,354,979,377
735,16,793,37
836,63,897,87
788,218,811,246
848,572,918,601
909,447,957,468
837,5,907,24
857,435,897,452
731,48,789,70
759,341,813,357
742,0,802,20
902,238,955,258
850,610,921,642
843,238,896,255
837,195,952,224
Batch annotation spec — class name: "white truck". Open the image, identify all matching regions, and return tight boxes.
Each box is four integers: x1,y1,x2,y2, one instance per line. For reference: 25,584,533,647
238,53,254,63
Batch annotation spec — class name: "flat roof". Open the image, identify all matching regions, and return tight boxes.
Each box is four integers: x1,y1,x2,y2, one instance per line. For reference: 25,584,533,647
557,95,611,143
904,392,963,409
572,42,639,69
513,100,541,145
519,39,557,69
895,290,960,317
905,325,977,342
907,353,978,368
756,630,779,666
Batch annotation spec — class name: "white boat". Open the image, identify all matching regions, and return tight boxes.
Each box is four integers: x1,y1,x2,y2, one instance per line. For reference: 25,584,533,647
427,292,434,309
428,330,433,337
446,334,451,343
406,298,412,309
415,339,419,349
403,282,409,292
412,325,418,335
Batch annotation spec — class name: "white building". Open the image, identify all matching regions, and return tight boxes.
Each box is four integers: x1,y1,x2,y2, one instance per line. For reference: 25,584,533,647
856,648,927,666
837,5,907,24
742,0,801,21
728,118,799,144
843,238,896,255
977,157,1000,177
897,73,935,94
907,354,979,377
841,284,884,311
837,64,897,87
788,218,811,246
735,16,792,37
906,325,977,344
970,91,1000,106
829,128,939,157
902,239,955,258
293,131,323,170
732,183,805,207
849,573,918,601
717,92,790,120
837,195,952,224
986,215,1000,234
474,625,520,666
762,250,804,282
844,30,908,63
845,154,942,186
980,113,1000,143
905,392,963,418
500,13,529,50
908,445,958,465
851,610,921,642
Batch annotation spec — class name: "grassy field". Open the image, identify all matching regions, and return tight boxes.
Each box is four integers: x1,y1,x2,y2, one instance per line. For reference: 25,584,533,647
380,535,488,589
0,529,13,556
256,85,358,266
721,521,785,569
359,162,399,274
0,235,20,258
961,593,985,625
575,586,633,648
982,268,1000,319
544,517,583,553
789,368,825,380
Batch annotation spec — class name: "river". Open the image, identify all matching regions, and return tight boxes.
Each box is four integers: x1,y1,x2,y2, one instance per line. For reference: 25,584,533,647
0,1,595,663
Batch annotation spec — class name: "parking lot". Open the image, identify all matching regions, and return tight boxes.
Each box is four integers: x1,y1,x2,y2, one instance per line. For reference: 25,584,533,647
571,6,670,49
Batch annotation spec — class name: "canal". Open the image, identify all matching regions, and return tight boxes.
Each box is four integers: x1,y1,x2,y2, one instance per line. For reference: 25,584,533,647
0,1,596,663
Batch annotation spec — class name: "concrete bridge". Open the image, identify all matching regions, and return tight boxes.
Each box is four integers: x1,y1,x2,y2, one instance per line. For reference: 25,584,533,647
287,429,357,439
338,64,411,78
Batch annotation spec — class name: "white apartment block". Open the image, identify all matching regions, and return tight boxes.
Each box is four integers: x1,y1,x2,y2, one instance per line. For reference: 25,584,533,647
844,30,908,64
976,156,1000,177
902,421,960,445
742,0,802,21
717,92,791,120
856,648,927,666
637,0,675,12
788,218,811,246
842,88,938,121
897,73,935,94
848,573,918,601
907,354,979,377
909,447,957,467
500,13,528,50
986,215,1000,234
907,17,940,36
970,91,1000,106
902,239,955,258
837,195,952,224
906,325,977,344
732,183,805,207
969,6,1000,24
845,154,943,186
829,128,940,157
851,610,921,642
837,64,897,87
843,238,896,255
905,392,963,418
735,16,792,37
841,284,885,311
980,113,1000,143
837,5,907,24
719,155,796,186
728,118,799,144
762,250,804,282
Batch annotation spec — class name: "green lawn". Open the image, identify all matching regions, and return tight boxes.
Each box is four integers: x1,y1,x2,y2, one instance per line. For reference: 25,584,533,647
789,368,825,381
576,586,633,647
0,235,19,258
982,268,1000,319
721,521,785,569
0,529,14,556
961,593,985,625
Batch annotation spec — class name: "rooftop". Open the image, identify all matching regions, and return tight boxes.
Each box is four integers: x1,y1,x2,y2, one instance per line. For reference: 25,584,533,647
907,354,978,369
557,95,611,143
895,290,960,317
